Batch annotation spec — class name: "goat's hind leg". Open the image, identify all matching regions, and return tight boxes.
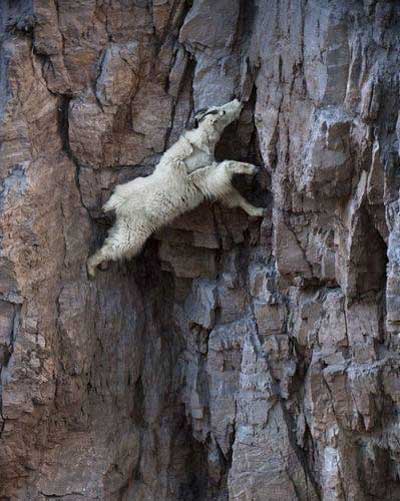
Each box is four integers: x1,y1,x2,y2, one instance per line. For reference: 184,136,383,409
87,221,149,279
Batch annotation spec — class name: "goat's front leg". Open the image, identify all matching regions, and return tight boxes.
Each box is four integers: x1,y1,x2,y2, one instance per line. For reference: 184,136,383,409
189,161,258,182
220,187,265,217
224,161,259,177
219,161,264,217
188,160,264,217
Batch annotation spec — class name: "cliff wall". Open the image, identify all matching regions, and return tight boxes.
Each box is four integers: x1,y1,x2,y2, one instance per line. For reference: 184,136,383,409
1,1,400,499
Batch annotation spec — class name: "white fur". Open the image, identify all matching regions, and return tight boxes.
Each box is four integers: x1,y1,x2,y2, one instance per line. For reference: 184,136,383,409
87,100,264,278
157,98,244,174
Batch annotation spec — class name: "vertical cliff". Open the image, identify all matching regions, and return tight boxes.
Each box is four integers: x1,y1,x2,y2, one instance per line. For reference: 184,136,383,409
1,1,400,499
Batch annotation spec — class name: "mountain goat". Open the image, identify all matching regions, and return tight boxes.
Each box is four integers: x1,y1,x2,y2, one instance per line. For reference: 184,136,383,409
87,100,264,278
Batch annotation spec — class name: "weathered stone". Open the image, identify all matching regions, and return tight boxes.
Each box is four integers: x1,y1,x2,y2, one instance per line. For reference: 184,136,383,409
159,240,216,279
179,0,241,108
96,42,141,107
1,1,400,500
184,278,217,330
298,108,353,199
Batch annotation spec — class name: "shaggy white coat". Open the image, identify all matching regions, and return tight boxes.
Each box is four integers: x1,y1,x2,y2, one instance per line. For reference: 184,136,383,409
87,100,264,277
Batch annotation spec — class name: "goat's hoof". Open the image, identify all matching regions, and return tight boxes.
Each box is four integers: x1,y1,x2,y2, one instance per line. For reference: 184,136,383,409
86,260,97,280
249,207,265,218
238,163,258,176
247,164,258,176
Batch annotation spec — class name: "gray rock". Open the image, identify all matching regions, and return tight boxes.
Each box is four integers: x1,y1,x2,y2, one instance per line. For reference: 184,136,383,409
1,1,400,499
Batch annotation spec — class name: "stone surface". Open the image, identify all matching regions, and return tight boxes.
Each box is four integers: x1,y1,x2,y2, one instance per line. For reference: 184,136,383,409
1,1,400,499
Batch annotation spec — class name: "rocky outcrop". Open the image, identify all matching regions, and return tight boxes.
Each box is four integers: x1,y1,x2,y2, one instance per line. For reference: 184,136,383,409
1,1,400,499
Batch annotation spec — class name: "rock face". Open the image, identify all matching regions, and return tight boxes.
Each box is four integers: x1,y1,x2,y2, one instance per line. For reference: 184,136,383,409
1,1,400,499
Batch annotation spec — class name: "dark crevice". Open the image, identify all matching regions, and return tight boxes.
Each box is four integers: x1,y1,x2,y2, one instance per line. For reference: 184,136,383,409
57,95,90,216
348,204,388,301
38,492,84,499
